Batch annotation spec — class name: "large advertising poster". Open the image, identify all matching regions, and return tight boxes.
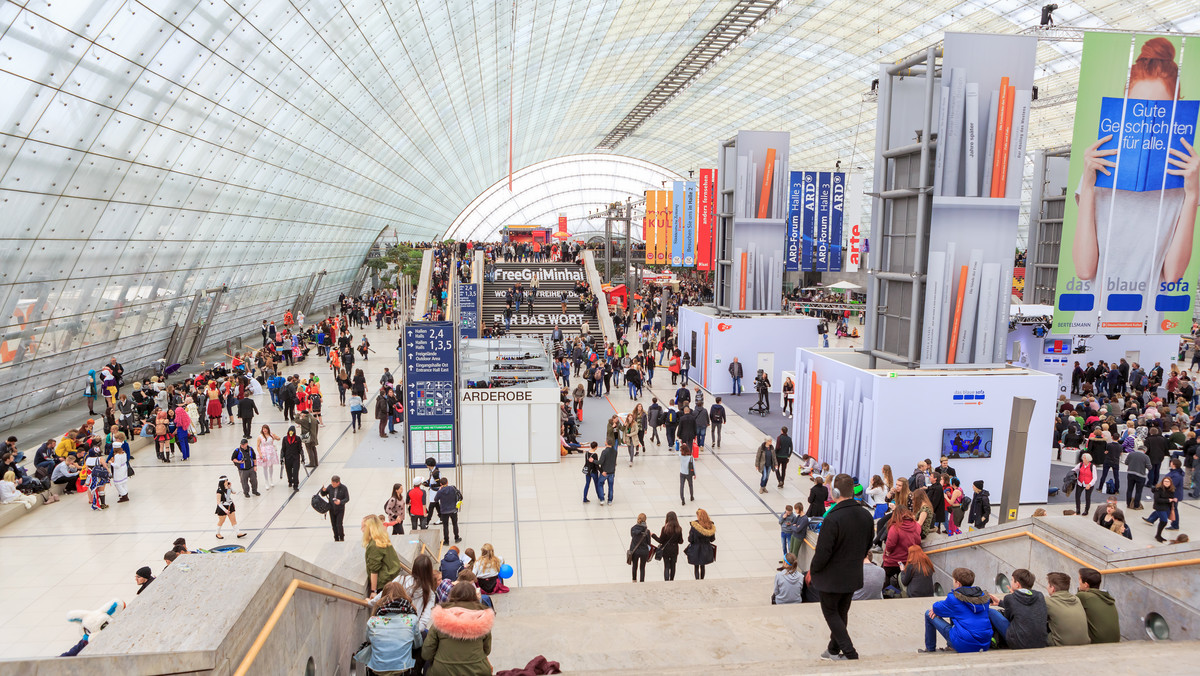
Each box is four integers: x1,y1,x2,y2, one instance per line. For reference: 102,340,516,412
829,172,845,271
1052,33,1200,335
845,174,865,272
671,181,685,266
683,180,697,267
644,190,657,264
656,190,670,266
786,171,803,271
800,171,817,270
815,172,832,271
697,169,714,271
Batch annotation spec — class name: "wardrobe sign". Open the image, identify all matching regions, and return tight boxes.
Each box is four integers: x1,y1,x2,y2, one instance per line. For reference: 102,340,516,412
460,388,560,405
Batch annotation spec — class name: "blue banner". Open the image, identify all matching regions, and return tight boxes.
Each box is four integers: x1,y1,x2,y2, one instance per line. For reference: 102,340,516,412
829,172,845,271
800,171,816,271
816,172,832,271
786,171,803,271
403,321,456,468
683,181,697,267
671,181,684,266
457,283,478,339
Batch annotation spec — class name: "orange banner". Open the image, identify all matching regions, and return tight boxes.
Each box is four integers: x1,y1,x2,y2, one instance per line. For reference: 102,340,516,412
644,191,657,264
807,373,821,461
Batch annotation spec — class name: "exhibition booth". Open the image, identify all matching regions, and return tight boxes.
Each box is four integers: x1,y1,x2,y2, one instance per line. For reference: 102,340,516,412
456,338,560,464
794,348,1056,504
676,306,819,394
1006,305,1180,397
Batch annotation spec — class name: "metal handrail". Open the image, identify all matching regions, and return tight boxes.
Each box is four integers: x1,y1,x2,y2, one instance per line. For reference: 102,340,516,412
923,530,1200,575
234,543,429,676
233,579,368,676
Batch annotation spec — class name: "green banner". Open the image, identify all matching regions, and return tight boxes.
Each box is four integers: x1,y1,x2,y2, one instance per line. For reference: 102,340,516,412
1052,32,1200,335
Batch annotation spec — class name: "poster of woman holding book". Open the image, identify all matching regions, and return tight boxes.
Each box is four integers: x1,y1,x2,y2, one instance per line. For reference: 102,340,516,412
1056,34,1200,335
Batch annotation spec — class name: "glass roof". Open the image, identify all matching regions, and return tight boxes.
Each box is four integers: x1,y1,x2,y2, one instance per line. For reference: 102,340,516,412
445,154,683,241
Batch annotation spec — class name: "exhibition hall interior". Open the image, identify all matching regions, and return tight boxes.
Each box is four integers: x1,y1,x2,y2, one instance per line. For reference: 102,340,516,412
4,0,1200,673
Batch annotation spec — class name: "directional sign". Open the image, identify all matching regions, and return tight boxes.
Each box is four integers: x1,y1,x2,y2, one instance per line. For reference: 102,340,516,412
458,283,479,339
404,322,456,468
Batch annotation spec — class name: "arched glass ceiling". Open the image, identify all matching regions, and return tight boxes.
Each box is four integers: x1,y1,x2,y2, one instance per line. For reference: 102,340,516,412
445,154,684,242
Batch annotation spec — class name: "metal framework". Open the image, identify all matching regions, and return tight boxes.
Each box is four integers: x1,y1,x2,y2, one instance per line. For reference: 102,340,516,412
1028,145,1071,307
595,0,791,150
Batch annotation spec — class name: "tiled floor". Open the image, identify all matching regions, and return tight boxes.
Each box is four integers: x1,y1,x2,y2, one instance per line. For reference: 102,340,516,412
0,323,815,659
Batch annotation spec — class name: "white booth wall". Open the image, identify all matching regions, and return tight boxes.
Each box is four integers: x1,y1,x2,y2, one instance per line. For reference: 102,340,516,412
457,386,560,464
677,307,819,394
1007,327,1180,397
795,348,1056,504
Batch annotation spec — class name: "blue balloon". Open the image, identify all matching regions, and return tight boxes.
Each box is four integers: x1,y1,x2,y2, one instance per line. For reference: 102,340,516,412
499,564,514,579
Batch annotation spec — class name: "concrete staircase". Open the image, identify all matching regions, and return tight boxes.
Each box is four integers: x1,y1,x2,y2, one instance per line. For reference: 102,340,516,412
483,262,596,338
488,577,1198,674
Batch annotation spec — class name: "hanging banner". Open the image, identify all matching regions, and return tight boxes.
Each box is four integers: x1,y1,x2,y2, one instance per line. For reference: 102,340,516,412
671,181,685,266
645,191,657,264
786,171,803,271
845,174,865,272
656,190,670,266
800,171,817,271
708,169,718,270
1052,32,1200,335
683,181,697,267
815,172,833,271
829,172,845,271
697,169,713,271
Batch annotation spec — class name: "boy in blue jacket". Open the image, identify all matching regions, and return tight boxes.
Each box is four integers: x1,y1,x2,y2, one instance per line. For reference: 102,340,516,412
919,567,992,653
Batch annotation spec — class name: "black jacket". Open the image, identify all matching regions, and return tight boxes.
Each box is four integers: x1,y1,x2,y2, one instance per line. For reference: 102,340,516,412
809,499,874,594
651,526,684,557
927,484,946,520
584,450,600,474
806,484,828,518
281,434,303,461
969,489,991,527
997,589,1049,650
237,398,259,420
598,445,618,474
709,404,726,424
320,483,350,511
676,411,697,442
1145,435,1169,465
629,523,652,557
776,433,793,461
1104,441,1123,466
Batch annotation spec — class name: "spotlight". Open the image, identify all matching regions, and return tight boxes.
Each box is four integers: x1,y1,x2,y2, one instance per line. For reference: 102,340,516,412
870,78,879,92
1040,3,1058,27
1032,85,1039,101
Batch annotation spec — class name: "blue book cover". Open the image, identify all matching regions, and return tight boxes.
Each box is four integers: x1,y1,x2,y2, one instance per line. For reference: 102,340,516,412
1095,96,1200,192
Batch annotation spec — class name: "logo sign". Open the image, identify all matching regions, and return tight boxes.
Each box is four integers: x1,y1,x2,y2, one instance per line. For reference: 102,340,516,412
494,267,584,282
717,322,733,332
951,389,986,405
460,388,560,405
404,322,456,468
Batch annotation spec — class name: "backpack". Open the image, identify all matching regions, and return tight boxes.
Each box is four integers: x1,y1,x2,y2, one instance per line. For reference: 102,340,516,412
311,492,330,515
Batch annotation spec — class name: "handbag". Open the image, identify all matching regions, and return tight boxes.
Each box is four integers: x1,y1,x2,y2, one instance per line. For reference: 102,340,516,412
626,530,650,564
188,433,197,444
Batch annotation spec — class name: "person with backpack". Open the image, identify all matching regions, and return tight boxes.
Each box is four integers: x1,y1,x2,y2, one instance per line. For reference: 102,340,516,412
434,478,462,546
709,397,727,448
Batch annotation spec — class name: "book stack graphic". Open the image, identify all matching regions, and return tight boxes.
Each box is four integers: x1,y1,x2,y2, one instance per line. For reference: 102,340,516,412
934,73,1030,199
1094,97,1200,192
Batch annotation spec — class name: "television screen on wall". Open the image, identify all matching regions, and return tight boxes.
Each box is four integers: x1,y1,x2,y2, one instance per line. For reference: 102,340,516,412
1043,338,1072,354
942,428,993,459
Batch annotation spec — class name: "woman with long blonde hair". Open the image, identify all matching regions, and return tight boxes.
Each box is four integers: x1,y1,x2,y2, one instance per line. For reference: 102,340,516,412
362,514,402,597
881,464,894,492
473,543,508,594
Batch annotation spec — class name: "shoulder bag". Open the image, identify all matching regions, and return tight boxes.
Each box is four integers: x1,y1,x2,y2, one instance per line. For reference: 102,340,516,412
626,530,650,565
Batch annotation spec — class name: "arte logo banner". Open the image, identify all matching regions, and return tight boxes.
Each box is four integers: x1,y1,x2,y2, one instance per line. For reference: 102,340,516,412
845,174,864,272
1051,32,1200,336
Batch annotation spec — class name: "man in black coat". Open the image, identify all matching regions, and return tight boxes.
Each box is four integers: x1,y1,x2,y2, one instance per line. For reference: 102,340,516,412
808,474,874,661
675,404,697,453
598,443,618,506
319,476,350,541
236,396,259,439
1099,438,1124,494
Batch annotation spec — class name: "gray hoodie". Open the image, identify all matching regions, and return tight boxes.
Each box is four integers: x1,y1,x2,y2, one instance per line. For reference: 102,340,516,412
773,569,805,604
1124,449,1150,479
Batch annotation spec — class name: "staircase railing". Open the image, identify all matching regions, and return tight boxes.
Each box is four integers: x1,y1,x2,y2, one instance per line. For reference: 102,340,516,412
581,250,618,345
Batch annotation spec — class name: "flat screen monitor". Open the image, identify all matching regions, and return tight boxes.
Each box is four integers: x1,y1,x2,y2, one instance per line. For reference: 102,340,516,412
942,427,993,459
1043,338,1072,354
